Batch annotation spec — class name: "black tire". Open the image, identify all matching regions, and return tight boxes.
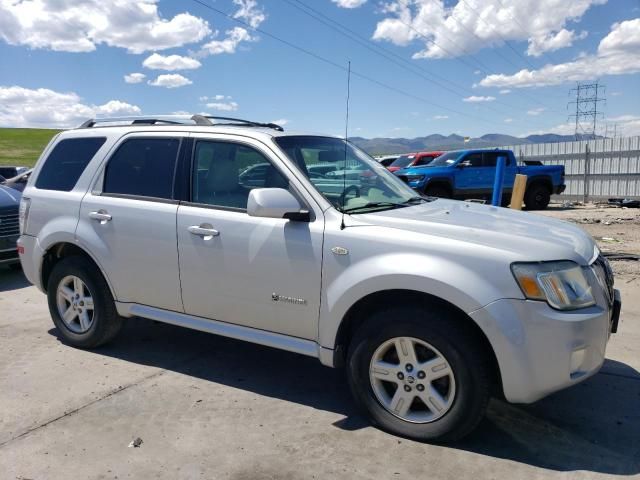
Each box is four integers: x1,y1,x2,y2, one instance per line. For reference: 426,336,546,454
346,305,490,443
47,256,123,348
524,183,551,210
424,185,451,199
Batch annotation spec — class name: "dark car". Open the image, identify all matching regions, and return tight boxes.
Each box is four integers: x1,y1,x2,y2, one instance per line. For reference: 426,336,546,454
0,166,28,179
0,185,22,269
1,168,32,192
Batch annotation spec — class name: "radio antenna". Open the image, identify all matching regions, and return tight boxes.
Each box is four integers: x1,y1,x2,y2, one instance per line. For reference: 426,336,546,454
340,60,351,230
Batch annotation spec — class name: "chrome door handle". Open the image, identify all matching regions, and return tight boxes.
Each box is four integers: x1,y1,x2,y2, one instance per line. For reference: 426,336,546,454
188,225,220,238
89,211,112,223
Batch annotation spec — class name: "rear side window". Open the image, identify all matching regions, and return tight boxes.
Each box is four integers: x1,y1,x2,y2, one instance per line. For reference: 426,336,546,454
35,137,106,191
103,138,180,200
483,152,511,167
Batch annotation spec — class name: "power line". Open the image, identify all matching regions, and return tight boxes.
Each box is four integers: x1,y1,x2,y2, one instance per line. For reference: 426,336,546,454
390,0,559,113
191,0,504,126
568,81,605,139
283,0,525,118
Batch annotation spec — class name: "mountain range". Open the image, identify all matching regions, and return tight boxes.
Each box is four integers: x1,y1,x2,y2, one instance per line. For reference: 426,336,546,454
350,133,596,155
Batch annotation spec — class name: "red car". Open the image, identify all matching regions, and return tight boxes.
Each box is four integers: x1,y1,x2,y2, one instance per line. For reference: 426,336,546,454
386,151,444,173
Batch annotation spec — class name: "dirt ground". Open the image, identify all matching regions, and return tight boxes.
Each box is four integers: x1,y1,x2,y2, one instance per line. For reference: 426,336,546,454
1,204,639,479
537,203,640,277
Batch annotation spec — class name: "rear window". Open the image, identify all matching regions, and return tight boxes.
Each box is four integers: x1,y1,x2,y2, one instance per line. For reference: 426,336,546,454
35,137,106,191
103,138,180,200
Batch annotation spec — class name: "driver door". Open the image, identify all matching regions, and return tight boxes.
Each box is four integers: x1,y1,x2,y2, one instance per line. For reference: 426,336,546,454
176,135,324,340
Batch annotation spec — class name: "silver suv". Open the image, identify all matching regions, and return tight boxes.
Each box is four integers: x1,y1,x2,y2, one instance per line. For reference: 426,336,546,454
18,115,621,442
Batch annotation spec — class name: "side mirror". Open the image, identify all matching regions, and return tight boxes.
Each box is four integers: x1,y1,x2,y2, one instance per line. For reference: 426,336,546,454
247,188,310,221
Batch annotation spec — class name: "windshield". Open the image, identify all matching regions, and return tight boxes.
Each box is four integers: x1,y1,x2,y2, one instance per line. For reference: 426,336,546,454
428,151,462,167
274,136,424,213
389,155,415,168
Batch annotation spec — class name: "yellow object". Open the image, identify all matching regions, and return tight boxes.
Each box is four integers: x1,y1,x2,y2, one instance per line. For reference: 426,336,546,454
510,174,527,210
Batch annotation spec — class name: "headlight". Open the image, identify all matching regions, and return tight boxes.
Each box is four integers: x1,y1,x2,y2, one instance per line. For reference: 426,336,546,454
406,175,425,182
511,261,595,310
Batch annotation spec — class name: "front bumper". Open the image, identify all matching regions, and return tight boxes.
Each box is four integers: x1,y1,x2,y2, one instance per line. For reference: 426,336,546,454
0,233,20,265
470,291,620,404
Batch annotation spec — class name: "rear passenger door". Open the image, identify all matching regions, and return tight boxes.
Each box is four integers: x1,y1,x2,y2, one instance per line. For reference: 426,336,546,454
77,133,186,312
483,152,516,193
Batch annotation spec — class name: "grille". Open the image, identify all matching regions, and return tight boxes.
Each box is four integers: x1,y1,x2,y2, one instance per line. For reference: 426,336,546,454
592,255,614,305
0,213,19,237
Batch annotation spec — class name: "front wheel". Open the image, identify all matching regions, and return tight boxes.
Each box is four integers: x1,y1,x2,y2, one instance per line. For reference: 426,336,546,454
424,185,451,199
347,306,490,442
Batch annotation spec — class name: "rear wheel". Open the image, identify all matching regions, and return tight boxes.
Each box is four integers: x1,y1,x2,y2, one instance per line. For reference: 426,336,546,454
424,185,451,199
346,305,490,442
47,256,123,348
524,183,551,210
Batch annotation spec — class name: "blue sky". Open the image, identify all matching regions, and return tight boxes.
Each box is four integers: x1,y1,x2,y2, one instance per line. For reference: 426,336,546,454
1,0,639,138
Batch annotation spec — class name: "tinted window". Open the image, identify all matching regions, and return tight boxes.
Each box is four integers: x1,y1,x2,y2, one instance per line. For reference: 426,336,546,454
389,155,415,168
192,141,288,210
414,155,436,166
483,152,510,167
463,153,483,167
103,138,180,199
36,137,106,191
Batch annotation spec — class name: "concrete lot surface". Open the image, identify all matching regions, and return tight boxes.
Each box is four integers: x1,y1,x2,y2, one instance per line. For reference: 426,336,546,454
1,209,639,479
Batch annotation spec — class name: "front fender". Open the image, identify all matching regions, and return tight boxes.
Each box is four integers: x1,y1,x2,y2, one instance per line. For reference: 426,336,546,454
318,251,509,349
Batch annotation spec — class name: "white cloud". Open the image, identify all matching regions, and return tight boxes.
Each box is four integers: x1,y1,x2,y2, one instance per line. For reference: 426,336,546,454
0,85,140,128
200,27,254,55
332,0,367,8
432,115,449,119
372,0,605,59
527,107,546,116
148,74,192,88
233,0,266,28
463,95,495,103
142,53,201,71
270,118,289,125
499,89,511,94
124,73,146,84
504,118,513,123
527,29,588,57
479,18,640,89
199,1,266,57
203,95,239,111
206,101,239,112
0,0,211,53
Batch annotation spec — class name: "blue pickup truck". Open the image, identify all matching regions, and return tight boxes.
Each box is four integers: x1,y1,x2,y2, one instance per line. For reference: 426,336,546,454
394,148,565,210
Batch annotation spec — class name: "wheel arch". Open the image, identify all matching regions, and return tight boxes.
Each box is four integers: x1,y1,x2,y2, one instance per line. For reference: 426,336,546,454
332,289,503,397
526,175,553,191
424,177,453,193
41,241,116,300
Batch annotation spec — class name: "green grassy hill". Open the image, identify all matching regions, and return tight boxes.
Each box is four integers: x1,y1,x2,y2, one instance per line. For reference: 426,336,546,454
0,128,60,167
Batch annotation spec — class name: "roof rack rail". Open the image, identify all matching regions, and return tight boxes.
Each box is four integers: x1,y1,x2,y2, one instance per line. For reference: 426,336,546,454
77,115,285,132
191,115,284,132
78,116,190,128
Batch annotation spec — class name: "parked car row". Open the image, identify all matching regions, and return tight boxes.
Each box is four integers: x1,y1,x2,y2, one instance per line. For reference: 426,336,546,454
1,166,32,193
376,149,565,210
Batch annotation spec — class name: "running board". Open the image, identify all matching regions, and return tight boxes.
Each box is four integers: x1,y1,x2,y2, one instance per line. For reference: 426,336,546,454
117,302,319,359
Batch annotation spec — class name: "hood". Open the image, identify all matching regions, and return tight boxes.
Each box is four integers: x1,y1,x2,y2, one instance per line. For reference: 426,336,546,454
356,199,596,265
0,185,21,204
395,165,452,177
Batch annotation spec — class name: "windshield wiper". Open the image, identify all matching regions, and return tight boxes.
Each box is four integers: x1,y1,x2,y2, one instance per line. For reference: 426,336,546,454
341,201,408,214
403,196,428,204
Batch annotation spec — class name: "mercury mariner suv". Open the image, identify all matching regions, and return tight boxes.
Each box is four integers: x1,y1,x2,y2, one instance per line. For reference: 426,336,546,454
18,115,621,442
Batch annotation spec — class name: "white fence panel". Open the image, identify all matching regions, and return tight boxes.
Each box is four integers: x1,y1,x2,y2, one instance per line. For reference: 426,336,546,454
500,136,640,201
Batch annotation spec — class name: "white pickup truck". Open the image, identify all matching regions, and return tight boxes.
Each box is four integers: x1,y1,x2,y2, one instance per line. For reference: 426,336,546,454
18,115,621,442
